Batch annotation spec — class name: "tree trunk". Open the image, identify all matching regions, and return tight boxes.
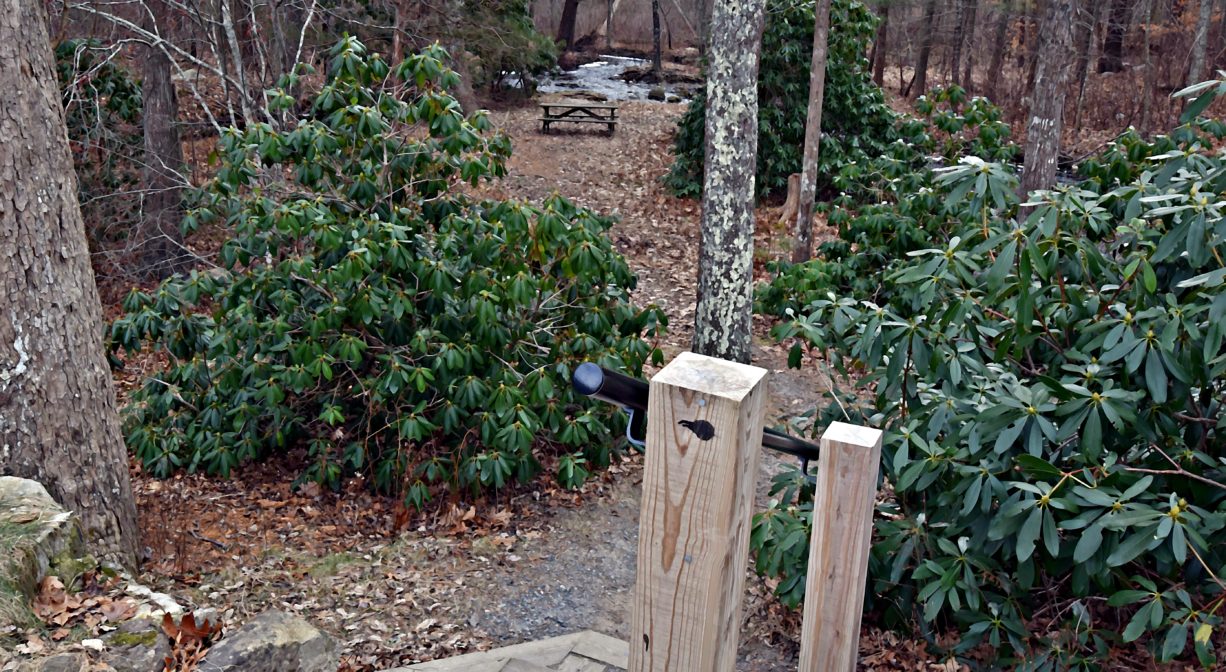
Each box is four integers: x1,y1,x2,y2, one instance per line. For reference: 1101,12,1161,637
958,0,980,90
137,3,190,279
557,0,581,51
1099,0,1130,73
985,5,1011,103
873,3,889,86
0,0,139,567
1073,1,1104,130
791,0,832,264
908,0,939,98
1189,0,1213,87
606,0,614,48
652,0,663,77
692,0,767,364
950,0,968,88
1019,0,1077,197
1139,0,1156,132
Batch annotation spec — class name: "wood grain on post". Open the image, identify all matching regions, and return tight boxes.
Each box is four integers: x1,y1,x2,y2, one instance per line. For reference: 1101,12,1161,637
628,351,768,672
798,421,884,672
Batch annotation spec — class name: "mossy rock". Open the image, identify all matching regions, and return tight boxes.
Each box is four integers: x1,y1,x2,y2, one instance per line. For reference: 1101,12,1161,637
0,477,84,629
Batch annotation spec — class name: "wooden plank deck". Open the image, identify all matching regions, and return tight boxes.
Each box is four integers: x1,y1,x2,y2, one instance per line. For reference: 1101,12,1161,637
392,631,627,672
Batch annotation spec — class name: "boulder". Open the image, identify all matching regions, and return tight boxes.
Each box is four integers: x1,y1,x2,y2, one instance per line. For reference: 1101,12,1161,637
199,610,338,672
0,477,82,628
646,86,666,101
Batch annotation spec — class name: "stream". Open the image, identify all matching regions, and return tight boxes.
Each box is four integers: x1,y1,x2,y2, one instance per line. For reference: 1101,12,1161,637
536,55,694,102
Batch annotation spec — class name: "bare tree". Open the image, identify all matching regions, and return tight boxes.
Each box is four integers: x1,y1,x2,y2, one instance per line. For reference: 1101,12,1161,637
1189,0,1214,87
957,0,980,89
693,0,768,364
1072,1,1104,130
652,0,662,77
1,0,139,566
558,0,581,50
1099,0,1131,73
136,0,189,278
985,2,1012,102
1019,0,1077,196
872,2,890,86
908,0,939,98
791,0,832,264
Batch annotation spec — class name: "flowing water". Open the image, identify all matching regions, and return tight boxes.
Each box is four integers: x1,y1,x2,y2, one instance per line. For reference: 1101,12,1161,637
536,55,693,102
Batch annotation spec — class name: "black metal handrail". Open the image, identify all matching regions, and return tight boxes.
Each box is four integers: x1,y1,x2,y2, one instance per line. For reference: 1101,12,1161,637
571,362,821,462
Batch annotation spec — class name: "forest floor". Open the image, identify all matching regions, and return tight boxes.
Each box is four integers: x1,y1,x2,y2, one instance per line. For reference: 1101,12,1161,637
2,102,954,672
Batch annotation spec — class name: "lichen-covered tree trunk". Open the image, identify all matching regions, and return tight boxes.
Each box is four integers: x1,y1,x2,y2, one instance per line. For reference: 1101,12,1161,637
137,4,190,279
909,0,939,98
1019,0,1077,197
692,0,767,364
791,0,832,264
0,0,139,567
1188,0,1214,87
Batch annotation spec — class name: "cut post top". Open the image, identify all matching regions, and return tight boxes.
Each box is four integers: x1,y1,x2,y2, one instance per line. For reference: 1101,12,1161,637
649,351,768,401
822,421,884,449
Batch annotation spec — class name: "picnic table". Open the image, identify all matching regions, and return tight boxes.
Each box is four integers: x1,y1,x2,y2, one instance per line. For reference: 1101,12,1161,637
539,100,619,134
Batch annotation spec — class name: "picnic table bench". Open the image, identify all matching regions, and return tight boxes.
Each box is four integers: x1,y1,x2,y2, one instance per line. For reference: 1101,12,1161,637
539,100,619,135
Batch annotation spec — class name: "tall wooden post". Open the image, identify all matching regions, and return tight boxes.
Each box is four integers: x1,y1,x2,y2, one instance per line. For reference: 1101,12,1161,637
798,422,883,672
628,351,767,672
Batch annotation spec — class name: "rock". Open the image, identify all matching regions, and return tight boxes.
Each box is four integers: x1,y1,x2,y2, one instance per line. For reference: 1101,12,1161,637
125,582,184,618
38,653,88,672
666,95,682,103
0,477,83,628
102,617,172,672
199,610,338,672
647,86,666,101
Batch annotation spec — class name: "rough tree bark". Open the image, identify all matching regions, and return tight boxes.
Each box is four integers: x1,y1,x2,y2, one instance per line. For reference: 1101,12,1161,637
872,2,889,86
985,4,1011,103
557,0,581,51
693,0,767,364
908,0,939,98
0,0,139,566
791,0,832,264
1019,0,1077,197
1099,0,1130,73
137,1,190,279
1189,0,1214,87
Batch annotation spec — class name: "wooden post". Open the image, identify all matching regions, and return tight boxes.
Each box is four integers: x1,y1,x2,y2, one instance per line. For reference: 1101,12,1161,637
798,421,883,672
629,351,768,672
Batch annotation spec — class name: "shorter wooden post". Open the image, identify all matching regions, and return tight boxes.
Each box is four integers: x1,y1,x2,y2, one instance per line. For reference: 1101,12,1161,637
629,351,768,672
798,422,883,672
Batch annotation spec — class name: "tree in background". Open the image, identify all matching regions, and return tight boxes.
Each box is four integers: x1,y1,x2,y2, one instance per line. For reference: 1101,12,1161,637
907,0,938,98
1188,0,1214,88
1098,0,1131,73
692,0,768,363
135,0,189,279
1019,0,1076,196
791,0,833,263
0,0,138,567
